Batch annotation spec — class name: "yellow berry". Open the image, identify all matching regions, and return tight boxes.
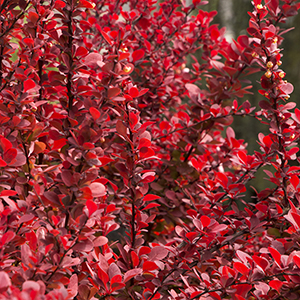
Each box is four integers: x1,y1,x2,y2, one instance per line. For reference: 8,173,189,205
266,61,273,69
279,71,285,78
120,47,128,53
123,66,132,73
265,70,272,78
257,4,264,10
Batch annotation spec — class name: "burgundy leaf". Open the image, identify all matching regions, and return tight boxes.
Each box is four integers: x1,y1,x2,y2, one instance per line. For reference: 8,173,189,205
124,268,142,283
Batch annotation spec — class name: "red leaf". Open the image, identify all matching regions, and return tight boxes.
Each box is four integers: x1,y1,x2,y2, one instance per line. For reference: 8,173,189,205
288,147,299,157
106,203,116,213
142,203,160,210
139,246,151,256
233,262,250,276
45,244,53,255
83,142,94,150
291,212,300,229
191,292,202,298
295,108,300,123
131,251,139,267
289,199,298,214
23,38,34,46
132,49,145,62
235,295,245,300
98,268,109,287
111,282,125,292
237,35,249,48
110,274,124,291
269,279,283,293
98,157,114,166
268,247,282,266
24,79,35,92
292,255,300,269
111,274,122,285
237,151,247,165
186,232,198,242
79,0,95,8
54,0,66,8
138,138,151,149
276,204,283,214
86,200,97,216
143,261,158,271
100,29,113,45
223,66,237,76
143,194,160,202
138,88,149,96
119,52,130,61
52,215,59,226
89,107,101,120
200,215,211,228
0,190,17,196
25,231,37,251
290,175,299,189
129,112,139,129
216,172,228,188
129,87,139,98
0,158,6,167
52,138,67,150
139,147,155,159
75,46,88,57
1,231,15,245
0,137,12,153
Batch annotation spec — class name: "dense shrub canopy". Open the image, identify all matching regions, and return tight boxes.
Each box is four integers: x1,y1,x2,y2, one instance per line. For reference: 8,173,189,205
1,0,300,299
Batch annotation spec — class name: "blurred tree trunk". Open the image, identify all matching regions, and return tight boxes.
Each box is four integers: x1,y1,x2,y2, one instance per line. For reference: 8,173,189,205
218,0,234,40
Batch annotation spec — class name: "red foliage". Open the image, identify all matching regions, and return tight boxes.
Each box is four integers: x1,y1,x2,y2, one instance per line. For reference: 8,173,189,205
0,0,300,299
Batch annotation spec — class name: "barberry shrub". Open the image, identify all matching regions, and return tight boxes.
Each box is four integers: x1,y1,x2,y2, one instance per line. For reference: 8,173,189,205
0,0,300,299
